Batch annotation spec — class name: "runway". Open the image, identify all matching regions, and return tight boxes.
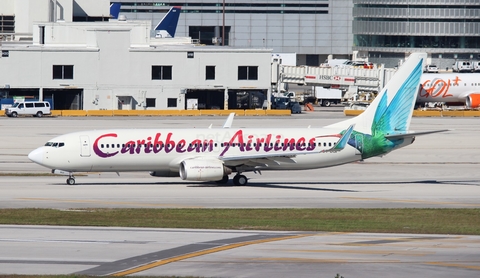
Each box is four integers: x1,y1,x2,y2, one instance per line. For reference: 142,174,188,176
1,112,480,276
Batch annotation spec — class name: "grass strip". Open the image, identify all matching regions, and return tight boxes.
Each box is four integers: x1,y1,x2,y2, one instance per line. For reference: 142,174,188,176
1,208,479,235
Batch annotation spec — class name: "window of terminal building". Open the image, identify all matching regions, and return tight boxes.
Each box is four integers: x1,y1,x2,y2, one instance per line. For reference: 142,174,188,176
206,66,215,80
146,98,156,108
238,66,258,80
152,65,172,80
167,98,177,108
53,65,74,79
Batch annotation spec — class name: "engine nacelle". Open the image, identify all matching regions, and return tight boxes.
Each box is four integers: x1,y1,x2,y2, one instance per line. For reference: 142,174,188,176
466,94,480,108
179,158,232,181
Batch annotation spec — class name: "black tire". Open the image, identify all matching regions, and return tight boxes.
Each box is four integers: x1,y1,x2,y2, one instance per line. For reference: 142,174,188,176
66,178,75,185
323,100,331,107
11,112,18,118
233,175,248,186
36,111,43,118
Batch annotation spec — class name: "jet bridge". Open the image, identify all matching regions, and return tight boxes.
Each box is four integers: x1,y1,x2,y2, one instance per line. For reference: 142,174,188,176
273,63,396,94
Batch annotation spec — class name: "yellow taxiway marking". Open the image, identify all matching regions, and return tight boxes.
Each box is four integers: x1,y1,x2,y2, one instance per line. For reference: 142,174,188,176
16,197,202,208
341,197,480,207
283,249,434,256
426,262,480,271
112,234,311,276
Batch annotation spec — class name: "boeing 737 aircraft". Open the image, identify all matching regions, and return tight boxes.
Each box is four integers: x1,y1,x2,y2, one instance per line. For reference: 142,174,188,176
29,53,445,186
418,73,480,108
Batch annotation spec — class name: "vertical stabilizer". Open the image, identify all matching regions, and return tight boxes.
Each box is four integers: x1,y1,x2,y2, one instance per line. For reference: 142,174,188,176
110,3,121,19
329,53,425,134
155,6,182,38
327,53,426,159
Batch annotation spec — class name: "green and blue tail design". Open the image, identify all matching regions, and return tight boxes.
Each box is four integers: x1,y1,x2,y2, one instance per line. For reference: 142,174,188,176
334,54,425,159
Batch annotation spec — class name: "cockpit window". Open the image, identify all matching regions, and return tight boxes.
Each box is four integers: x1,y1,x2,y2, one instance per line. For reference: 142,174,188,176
44,142,65,148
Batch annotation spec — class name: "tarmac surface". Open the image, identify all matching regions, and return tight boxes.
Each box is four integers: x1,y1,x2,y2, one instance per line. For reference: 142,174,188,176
1,109,479,277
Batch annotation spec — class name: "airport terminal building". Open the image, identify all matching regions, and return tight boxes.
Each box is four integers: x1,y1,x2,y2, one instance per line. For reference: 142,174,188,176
116,0,355,66
0,1,271,111
353,0,480,68
116,0,480,69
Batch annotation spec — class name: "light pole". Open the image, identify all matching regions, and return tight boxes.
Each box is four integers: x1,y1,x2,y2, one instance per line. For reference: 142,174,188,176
222,0,225,46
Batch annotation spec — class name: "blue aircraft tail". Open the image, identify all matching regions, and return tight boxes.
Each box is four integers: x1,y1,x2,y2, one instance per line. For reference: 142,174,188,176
154,6,182,38
110,3,121,19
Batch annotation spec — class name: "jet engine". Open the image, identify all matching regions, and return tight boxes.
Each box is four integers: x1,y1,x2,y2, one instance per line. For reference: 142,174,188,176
466,94,480,108
179,158,232,181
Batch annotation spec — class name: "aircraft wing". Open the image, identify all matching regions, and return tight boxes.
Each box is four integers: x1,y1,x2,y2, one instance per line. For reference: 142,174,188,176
221,151,306,167
220,124,355,167
385,129,449,140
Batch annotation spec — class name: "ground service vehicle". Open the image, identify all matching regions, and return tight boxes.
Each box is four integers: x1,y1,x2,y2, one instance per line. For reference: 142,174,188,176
5,101,51,118
313,87,343,106
424,64,439,73
452,61,473,73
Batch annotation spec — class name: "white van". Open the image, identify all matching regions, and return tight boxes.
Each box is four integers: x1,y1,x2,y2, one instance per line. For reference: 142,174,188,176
5,101,51,118
452,61,473,73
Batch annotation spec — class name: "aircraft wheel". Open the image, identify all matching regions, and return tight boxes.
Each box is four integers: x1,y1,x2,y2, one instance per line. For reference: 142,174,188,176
233,175,248,186
66,177,75,185
215,175,229,184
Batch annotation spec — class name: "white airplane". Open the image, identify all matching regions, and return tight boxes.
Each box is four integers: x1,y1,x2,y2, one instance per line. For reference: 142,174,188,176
28,53,445,186
418,73,480,108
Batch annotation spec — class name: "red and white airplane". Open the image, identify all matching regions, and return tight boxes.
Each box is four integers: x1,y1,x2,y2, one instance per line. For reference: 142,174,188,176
418,73,480,108
28,53,444,186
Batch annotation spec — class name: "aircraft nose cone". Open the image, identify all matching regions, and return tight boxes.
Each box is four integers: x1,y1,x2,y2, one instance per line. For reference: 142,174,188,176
28,147,44,165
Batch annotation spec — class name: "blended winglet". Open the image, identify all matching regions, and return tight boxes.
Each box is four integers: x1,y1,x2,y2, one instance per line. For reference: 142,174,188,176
222,113,235,128
322,124,355,153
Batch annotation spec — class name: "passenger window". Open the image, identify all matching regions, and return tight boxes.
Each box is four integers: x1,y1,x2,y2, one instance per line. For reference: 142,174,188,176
19,104,24,108
26,103,34,108
59,143,64,147
35,103,45,107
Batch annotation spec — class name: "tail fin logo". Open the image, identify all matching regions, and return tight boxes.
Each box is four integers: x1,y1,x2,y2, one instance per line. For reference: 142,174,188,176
348,58,424,159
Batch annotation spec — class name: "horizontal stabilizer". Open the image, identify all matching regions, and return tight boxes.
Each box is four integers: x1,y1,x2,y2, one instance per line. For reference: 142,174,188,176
385,129,449,140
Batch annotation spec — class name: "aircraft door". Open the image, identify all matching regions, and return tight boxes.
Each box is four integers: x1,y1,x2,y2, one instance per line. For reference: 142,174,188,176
355,134,363,155
80,135,91,157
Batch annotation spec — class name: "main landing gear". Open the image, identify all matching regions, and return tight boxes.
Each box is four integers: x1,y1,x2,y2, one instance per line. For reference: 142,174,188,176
214,174,248,186
233,174,248,186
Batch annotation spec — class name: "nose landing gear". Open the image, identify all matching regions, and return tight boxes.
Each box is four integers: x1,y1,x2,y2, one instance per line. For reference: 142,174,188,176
66,174,75,185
